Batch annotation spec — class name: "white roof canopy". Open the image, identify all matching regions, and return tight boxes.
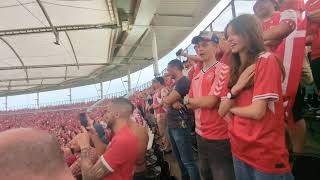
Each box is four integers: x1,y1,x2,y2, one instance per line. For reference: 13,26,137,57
0,0,219,96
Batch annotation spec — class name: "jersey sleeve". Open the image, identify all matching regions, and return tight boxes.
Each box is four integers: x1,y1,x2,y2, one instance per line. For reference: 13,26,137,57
280,9,297,31
252,53,281,102
101,137,136,172
209,63,230,98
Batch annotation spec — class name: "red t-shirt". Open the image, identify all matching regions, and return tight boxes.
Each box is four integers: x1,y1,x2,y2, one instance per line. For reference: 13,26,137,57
101,125,139,180
189,61,230,140
228,52,290,174
306,0,320,60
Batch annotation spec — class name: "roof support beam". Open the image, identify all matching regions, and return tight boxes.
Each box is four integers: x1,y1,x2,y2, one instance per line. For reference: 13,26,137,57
0,84,55,88
8,81,12,91
114,44,149,48
154,13,193,18
65,31,79,69
64,66,68,80
132,25,194,31
127,66,131,95
151,27,159,76
36,0,59,44
0,37,29,82
0,76,86,82
36,92,40,109
0,62,150,70
231,0,236,18
0,23,118,36
127,28,151,63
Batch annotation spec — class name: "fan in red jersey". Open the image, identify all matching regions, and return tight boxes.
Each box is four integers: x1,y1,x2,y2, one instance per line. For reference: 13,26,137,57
254,0,307,153
185,31,235,180
219,14,293,180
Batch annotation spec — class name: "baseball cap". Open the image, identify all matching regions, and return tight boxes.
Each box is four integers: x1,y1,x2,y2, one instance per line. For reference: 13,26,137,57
191,31,219,44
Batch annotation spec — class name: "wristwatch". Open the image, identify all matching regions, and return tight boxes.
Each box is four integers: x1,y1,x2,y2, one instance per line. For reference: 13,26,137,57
227,91,237,99
183,96,189,105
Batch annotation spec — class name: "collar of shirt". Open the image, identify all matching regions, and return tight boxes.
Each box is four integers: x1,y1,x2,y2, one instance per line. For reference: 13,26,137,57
202,61,219,73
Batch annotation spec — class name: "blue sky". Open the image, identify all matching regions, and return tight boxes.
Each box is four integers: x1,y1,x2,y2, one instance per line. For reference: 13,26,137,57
0,0,254,110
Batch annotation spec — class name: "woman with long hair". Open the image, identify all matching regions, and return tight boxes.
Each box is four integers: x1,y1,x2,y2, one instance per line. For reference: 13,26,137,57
218,14,293,180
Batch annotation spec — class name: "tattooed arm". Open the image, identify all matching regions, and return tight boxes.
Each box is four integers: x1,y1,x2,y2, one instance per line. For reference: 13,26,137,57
80,148,112,180
77,128,112,180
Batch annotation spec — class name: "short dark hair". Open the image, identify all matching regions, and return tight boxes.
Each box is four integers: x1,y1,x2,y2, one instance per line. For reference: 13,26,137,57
110,97,134,113
152,77,165,86
168,59,183,71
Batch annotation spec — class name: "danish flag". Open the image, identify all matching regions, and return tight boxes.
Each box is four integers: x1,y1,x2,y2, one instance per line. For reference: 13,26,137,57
277,14,306,127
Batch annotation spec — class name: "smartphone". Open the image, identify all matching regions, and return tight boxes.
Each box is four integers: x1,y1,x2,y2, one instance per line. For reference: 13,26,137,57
79,113,88,127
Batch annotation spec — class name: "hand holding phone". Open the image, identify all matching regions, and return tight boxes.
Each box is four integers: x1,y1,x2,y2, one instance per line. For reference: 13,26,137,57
79,113,88,127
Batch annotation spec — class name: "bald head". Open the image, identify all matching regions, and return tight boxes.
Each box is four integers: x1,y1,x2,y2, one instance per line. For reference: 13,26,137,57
0,128,74,180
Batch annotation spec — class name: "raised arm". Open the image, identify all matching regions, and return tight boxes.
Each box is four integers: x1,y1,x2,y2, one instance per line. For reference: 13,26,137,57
263,10,297,41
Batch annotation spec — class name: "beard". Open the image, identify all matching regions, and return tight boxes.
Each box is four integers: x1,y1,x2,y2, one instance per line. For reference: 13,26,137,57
106,118,115,130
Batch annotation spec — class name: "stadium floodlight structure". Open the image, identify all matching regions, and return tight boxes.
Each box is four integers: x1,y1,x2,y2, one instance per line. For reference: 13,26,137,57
0,0,220,102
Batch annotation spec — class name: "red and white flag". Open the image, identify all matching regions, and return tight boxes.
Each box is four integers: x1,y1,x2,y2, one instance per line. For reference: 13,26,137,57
276,15,306,127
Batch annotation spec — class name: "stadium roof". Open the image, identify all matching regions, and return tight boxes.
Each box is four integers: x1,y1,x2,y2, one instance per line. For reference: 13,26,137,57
0,0,219,97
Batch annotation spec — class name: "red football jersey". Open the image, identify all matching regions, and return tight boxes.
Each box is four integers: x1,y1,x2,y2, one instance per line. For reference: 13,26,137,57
102,125,139,180
228,52,290,174
188,62,203,80
189,61,230,140
277,14,306,127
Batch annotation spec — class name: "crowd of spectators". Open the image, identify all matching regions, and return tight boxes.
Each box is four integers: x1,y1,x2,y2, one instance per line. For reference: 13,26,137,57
0,101,112,146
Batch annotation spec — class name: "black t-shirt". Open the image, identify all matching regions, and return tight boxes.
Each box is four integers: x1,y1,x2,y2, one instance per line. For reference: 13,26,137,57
166,76,191,128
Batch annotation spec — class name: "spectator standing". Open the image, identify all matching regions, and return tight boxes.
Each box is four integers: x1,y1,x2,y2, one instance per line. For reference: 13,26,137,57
76,98,140,180
163,59,201,180
184,31,235,180
152,77,171,152
219,14,293,180
254,0,307,153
